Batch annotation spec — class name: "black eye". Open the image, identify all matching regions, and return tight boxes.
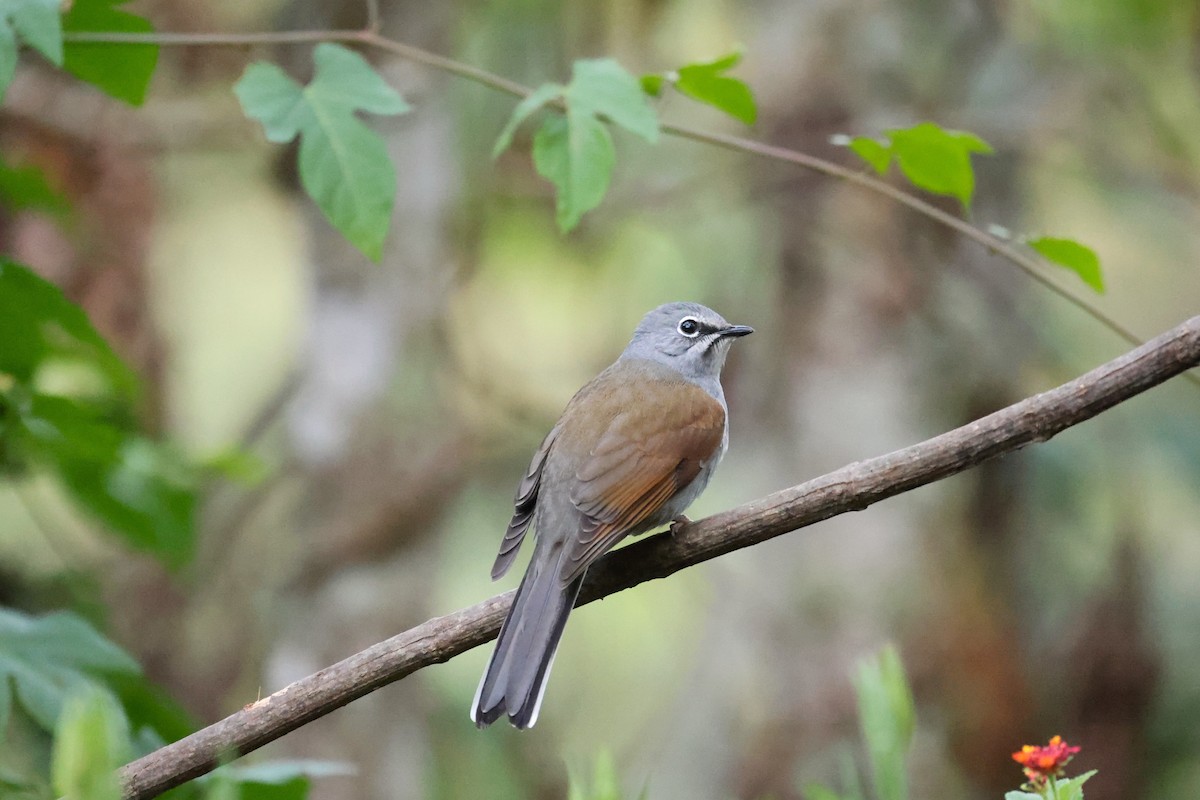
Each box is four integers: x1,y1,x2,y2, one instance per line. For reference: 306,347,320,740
678,317,700,337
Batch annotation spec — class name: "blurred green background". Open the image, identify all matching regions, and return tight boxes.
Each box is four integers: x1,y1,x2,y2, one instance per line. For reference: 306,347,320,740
2,0,1200,798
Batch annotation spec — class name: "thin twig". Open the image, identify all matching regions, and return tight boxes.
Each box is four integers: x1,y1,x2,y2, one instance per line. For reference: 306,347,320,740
63,29,366,46
364,0,381,34
656,122,1147,350
119,315,1200,799
61,27,1188,377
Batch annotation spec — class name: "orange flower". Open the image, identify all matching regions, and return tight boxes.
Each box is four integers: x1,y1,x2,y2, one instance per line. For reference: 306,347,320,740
1012,735,1081,787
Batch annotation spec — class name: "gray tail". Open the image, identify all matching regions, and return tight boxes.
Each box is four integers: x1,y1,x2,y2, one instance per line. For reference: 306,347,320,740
471,555,584,729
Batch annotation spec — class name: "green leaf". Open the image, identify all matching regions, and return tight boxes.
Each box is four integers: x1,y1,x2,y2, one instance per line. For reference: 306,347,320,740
568,58,658,143
533,110,615,232
51,689,129,800
885,122,993,209
241,778,310,800
235,62,309,141
1027,236,1105,293
853,644,916,800
639,73,664,97
202,446,270,487
1073,770,1097,786
589,751,619,800
674,51,756,125
848,137,892,175
1005,792,1044,800
0,259,138,399
492,82,565,158
62,0,159,106
0,158,69,214
0,608,139,733
513,59,658,231
1053,770,1097,800
14,394,197,567
567,751,622,800
294,119,396,261
235,43,409,261
0,263,198,565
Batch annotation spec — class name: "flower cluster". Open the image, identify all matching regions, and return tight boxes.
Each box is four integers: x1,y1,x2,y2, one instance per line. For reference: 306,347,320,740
1012,735,1082,788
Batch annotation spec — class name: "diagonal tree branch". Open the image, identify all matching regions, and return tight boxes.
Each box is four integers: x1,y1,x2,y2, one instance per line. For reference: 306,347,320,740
120,314,1200,799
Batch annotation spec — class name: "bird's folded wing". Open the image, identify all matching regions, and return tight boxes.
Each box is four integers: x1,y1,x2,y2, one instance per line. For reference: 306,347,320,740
491,423,561,579
562,383,725,583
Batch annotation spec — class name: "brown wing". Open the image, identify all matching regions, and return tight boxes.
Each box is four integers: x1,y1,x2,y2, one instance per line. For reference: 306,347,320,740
560,378,725,583
491,424,560,579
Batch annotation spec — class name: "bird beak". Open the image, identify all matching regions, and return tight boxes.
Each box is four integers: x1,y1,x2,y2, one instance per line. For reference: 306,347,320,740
719,324,754,338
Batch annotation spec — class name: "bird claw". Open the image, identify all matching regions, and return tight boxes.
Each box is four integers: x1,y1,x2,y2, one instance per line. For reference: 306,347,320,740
669,515,693,537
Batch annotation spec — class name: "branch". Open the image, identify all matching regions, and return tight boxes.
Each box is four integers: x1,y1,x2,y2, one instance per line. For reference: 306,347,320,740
119,314,1200,799
60,27,1154,361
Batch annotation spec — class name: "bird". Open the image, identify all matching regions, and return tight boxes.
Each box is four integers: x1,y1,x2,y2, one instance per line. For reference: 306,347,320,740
471,301,753,729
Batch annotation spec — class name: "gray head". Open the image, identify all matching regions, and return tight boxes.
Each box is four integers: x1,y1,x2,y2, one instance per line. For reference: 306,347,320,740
620,301,753,379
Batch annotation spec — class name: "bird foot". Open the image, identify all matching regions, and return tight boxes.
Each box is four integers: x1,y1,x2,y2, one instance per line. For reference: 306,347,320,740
669,515,693,537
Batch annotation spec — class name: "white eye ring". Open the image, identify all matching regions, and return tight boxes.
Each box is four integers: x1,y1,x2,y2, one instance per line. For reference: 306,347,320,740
677,316,701,337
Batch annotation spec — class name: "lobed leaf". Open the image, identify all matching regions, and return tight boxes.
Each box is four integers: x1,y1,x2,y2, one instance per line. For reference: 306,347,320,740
498,58,660,232
234,62,310,142
235,43,409,260
62,0,158,106
1027,236,1105,293
568,58,658,143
